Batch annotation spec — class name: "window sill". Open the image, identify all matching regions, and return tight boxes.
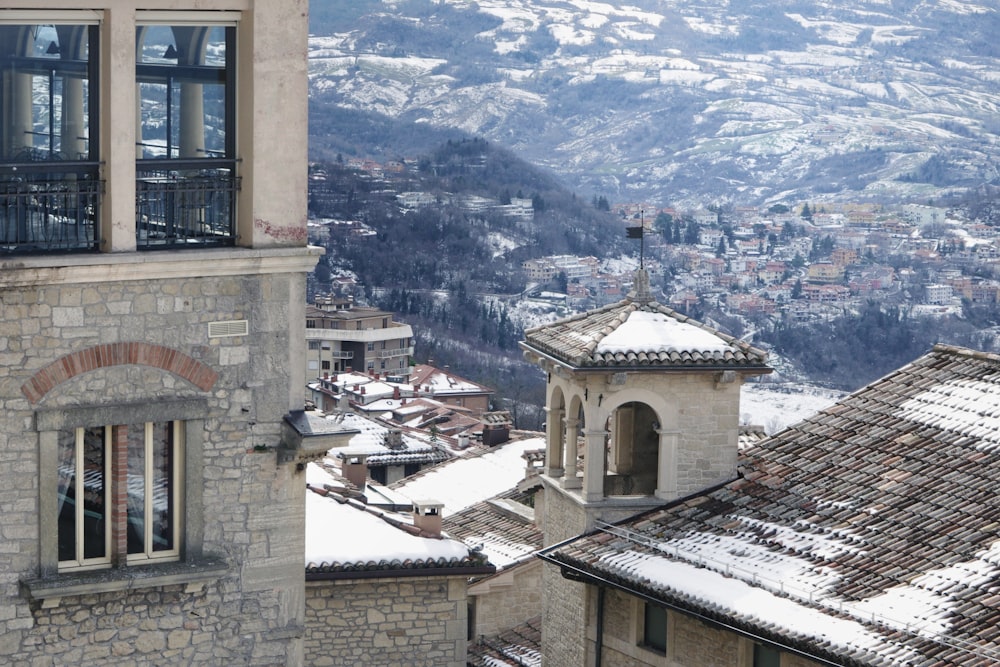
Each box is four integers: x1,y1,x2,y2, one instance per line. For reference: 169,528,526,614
21,556,229,608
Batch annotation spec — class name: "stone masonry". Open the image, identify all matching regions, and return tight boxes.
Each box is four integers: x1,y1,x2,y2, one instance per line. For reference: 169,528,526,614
1,265,312,666
304,575,469,667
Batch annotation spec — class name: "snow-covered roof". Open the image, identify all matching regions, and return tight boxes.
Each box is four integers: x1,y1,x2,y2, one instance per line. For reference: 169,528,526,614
321,411,449,466
304,464,489,577
409,364,493,396
388,436,545,516
521,270,768,370
467,616,542,667
543,345,1000,665
445,491,542,570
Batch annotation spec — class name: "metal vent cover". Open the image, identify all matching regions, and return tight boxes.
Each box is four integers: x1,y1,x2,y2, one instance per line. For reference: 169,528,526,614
208,319,249,338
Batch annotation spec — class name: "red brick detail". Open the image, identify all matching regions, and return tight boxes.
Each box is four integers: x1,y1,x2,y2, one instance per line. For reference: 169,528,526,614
110,425,129,566
21,343,219,404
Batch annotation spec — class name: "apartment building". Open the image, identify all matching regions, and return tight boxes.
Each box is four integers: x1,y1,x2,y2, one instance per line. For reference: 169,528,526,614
305,297,414,383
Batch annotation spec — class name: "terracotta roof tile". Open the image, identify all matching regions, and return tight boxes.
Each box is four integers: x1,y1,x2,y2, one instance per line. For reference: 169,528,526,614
544,345,1000,665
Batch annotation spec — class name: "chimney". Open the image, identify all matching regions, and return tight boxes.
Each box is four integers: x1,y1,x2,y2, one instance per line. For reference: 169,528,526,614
412,499,443,537
384,429,404,450
393,386,401,400
341,453,368,490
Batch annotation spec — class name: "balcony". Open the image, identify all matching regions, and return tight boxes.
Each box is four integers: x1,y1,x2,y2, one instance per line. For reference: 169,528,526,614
136,159,239,249
329,350,354,360
0,161,102,254
376,347,414,359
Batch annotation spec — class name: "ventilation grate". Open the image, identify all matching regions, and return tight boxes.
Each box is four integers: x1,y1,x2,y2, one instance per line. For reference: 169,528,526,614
208,319,249,338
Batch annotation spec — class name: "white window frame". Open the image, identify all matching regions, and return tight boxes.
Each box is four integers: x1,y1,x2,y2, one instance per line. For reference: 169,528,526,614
58,427,112,572
127,421,184,565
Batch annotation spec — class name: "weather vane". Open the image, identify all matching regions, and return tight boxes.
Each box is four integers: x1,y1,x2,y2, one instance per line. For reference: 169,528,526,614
626,209,646,269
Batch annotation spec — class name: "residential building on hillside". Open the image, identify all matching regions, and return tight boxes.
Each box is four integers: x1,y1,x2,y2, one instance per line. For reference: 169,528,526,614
0,2,317,664
410,363,494,416
305,297,414,383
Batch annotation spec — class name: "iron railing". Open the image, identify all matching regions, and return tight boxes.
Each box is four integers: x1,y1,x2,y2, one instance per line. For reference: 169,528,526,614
0,161,102,253
136,159,239,249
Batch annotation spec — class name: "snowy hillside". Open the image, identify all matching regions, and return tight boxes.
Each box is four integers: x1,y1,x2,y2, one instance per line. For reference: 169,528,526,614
309,0,1000,207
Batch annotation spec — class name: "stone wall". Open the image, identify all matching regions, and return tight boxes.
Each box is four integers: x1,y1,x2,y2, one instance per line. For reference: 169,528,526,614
541,565,587,667
582,585,826,667
470,560,542,639
304,575,468,667
0,260,311,666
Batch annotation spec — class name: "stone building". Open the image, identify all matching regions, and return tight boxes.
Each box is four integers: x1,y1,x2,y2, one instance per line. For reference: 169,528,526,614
0,2,317,664
520,268,771,667
525,272,1000,665
304,466,493,667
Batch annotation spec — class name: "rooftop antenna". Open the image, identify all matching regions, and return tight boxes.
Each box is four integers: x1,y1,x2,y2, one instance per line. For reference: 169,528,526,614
626,209,645,269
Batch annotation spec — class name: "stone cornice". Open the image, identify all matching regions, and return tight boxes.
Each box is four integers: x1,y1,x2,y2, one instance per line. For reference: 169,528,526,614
0,246,323,288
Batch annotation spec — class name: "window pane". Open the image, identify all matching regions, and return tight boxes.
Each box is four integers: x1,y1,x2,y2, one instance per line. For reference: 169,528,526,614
0,24,93,162
754,643,781,667
56,429,77,562
151,421,176,552
136,25,230,160
643,603,667,654
126,424,147,555
58,426,107,565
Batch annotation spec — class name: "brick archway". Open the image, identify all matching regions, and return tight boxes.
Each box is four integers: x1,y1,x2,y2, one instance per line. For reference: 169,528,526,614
22,342,218,404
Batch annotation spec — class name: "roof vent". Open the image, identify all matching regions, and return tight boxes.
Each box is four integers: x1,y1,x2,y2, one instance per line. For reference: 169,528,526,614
208,319,249,338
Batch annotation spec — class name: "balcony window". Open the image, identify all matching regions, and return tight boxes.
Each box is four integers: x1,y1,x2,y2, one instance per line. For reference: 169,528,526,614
0,23,101,254
135,24,237,249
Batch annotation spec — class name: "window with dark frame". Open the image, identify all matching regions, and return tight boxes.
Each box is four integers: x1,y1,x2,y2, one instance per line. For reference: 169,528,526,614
642,602,667,654
754,643,781,667
0,22,101,254
135,23,237,249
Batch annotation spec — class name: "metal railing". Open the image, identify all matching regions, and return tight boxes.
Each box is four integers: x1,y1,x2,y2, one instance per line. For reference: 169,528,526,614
0,161,102,254
376,347,414,359
136,159,239,249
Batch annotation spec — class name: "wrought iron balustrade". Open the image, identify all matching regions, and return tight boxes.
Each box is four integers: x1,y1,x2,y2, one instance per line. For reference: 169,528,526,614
136,159,239,249
0,161,102,254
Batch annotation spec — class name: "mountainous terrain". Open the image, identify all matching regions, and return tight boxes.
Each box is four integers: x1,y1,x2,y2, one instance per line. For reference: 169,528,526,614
308,0,1000,208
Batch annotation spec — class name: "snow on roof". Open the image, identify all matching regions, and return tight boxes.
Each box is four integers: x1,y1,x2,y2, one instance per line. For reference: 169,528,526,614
546,345,1000,664
389,436,544,516
305,464,474,571
595,310,731,355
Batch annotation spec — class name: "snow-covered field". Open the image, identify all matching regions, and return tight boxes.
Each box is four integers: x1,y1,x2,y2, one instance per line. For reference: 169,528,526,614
741,382,844,434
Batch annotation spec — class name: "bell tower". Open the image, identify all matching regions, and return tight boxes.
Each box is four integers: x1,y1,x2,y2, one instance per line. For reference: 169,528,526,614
521,269,771,666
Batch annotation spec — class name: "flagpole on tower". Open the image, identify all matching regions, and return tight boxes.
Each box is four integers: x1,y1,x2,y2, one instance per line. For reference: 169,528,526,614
626,209,645,270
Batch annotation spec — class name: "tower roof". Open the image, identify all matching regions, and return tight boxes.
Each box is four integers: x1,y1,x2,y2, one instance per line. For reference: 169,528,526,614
520,274,768,371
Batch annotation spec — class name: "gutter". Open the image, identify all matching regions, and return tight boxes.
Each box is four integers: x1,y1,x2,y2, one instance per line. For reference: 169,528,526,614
538,554,843,667
306,564,495,582
534,480,842,667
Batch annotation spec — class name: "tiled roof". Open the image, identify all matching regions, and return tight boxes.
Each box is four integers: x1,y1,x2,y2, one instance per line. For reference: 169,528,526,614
543,345,1000,665
304,482,490,577
444,489,542,569
520,295,767,370
467,616,542,667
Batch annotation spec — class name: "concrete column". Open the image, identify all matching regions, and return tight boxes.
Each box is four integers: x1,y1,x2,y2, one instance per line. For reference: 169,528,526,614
9,69,32,155
57,25,88,160
582,428,608,502
562,418,581,489
655,430,680,500
544,406,565,478
61,76,85,159
101,5,137,251
174,27,208,159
